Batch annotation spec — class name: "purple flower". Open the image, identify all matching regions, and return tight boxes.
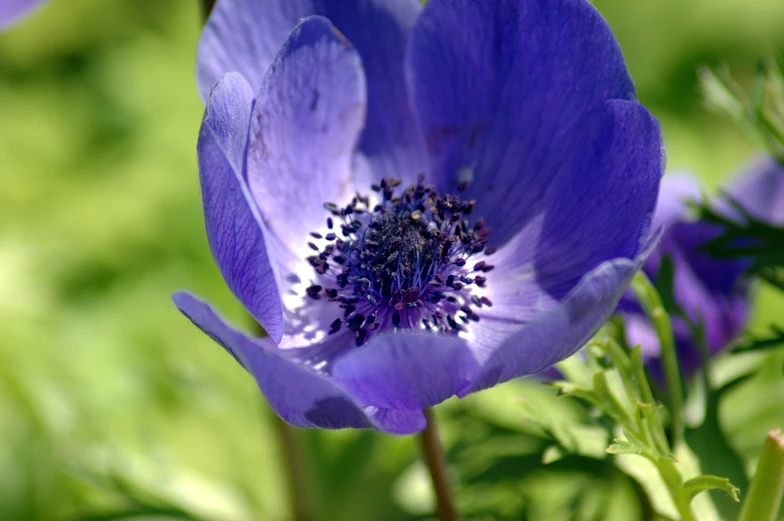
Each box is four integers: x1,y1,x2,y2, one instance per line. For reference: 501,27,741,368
0,0,47,30
623,157,784,379
173,0,663,434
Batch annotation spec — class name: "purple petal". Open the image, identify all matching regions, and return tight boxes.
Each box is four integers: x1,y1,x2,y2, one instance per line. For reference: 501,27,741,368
526,101,662,297
485,100,662,305
625,252,748,382
463,257,641,394
197,0,426,181
0,0,46,29
624,314,661,359
245,16,365,271
406,0,639,244
331,332,478,410
197,72,283,342
196,0,313,98
666,220,749,297
320,1,426,180
620,166,759,382
655,222,749,350
172,292,426,434
650,174,702,233
366,407,427,433
239,16,368,342
727,155,784,225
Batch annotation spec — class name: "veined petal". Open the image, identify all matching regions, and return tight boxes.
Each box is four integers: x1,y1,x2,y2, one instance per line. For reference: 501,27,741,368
406,0,639,244
463,257,641,394
197,0,426,181
319,0,426,180
245,16,366,341
197,72,283,342
365,407,427,433
524,100,662,298
172,292,426,434
479,100,662,317
196,0,313,99
331,331,478,410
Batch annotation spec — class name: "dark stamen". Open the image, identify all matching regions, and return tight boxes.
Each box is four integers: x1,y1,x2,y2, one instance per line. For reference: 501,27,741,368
304,177,494,342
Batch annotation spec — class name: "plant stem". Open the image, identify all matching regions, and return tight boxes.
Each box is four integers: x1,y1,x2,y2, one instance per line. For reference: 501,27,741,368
200,0,216,19
655,458,698,521
270,410,311,521
419,409,460,521
198,2,306,520
253,321,311,521
738,429,784,521
631,273,685,444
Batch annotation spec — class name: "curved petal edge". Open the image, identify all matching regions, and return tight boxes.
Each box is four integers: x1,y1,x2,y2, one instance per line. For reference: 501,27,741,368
171,292,426,435
198,71,284,342
332,331,478,410
462,256,643,395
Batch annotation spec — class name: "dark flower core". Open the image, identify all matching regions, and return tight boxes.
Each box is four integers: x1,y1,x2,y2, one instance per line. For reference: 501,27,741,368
306,175,495,346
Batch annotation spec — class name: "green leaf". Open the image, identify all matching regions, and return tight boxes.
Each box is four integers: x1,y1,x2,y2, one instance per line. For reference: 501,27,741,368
631,273,685,443
682,475,740,502
700,59,784,160
516,398,609,461
542,445,566,464
606,440,643,456
694,194,784,275
685,374,751,518
638,402,671,458
732,324,784,354
592,372,636,428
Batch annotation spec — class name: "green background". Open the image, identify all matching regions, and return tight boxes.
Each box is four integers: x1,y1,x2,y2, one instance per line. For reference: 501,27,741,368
1,0,783,519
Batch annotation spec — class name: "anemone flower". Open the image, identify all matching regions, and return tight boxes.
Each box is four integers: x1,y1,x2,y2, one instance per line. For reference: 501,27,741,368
173,0,663,434
0,0,47,30
623,157,784,379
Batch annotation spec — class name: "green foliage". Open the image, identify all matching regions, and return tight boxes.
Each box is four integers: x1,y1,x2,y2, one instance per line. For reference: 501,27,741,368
700,58,784,162
631,273,686,442
551,335,740,521
694,194,784,289
732,325,784,354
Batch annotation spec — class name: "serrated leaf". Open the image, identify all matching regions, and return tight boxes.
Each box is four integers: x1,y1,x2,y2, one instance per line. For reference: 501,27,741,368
593,372,635,427
615,454,679,520
562,388,604,412
685,372,750,518
606,440,642,455
639,402,671,457
516,397,609,461
622,428,650,454
682,475,740,502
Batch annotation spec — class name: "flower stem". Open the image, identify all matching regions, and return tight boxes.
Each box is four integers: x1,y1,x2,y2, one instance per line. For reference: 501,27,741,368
738,429,784,521
200,0,216,19
252,321,311,521
269,410,311,521
419,409,460,521
655,458,699,521
631,273,685,444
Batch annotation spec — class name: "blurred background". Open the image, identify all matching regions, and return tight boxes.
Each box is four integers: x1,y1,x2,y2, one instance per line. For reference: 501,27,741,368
1,0,783,520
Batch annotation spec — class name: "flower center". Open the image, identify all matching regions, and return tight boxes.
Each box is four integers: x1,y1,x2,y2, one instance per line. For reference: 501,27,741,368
305,175,494,346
